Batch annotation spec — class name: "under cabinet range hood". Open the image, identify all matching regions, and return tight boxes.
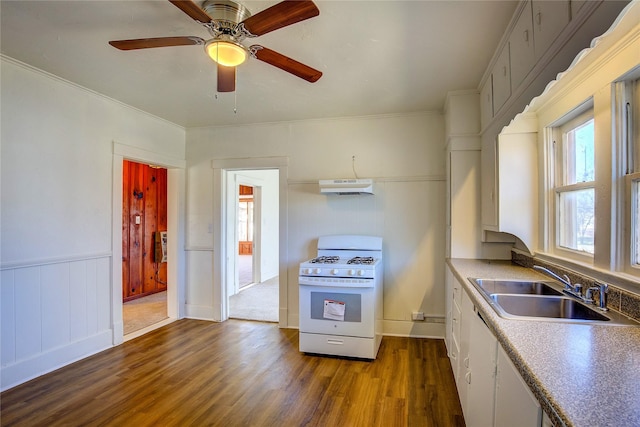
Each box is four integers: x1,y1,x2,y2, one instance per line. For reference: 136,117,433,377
319,179,374,195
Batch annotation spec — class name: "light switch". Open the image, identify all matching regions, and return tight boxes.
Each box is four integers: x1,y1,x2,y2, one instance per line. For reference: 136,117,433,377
135,215,141,225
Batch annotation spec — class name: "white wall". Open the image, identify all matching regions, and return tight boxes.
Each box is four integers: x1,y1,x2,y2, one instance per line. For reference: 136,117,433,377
0,57,186,390
186,112,447,337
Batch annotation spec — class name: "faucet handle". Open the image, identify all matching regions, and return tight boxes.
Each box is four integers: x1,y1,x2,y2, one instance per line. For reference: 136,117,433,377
562,274,572,287
595,282,609,311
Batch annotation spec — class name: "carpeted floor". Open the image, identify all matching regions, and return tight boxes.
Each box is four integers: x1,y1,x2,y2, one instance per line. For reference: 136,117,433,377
123,291,168,335
229,276,279,322
239,254,254,288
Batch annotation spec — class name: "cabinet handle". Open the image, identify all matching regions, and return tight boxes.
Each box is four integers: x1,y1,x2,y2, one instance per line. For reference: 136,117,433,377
536,11,542,26
464,356,469,368
523,29,529,42
465,371,471,384
503,66,507,77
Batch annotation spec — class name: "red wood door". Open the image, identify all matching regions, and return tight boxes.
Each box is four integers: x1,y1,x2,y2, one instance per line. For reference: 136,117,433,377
122,160,168,302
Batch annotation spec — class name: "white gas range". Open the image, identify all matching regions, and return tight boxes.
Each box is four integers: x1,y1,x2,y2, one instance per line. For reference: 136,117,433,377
298,235,383,359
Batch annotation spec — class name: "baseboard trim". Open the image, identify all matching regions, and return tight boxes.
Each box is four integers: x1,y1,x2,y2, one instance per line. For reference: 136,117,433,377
185,304,217,321
1,331,112,391
382,319,445,338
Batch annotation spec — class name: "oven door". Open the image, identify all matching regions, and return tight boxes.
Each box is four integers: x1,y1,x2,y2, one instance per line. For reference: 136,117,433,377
299,280,374,338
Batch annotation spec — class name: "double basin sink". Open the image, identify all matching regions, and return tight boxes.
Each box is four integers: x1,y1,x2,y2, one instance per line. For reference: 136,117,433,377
468,278,636,325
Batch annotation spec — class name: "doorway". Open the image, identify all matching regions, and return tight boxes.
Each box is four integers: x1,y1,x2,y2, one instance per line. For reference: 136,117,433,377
122,160,169,335
238,184,255,289
227,170,279,322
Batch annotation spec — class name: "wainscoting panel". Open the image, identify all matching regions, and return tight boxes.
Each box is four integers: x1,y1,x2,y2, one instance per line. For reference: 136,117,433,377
1,254,113,391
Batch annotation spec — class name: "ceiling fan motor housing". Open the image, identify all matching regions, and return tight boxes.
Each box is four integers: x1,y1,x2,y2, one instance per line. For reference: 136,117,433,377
202,0,251,37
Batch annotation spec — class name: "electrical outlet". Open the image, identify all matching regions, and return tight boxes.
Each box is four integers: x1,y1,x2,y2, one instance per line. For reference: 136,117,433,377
412,311,425,321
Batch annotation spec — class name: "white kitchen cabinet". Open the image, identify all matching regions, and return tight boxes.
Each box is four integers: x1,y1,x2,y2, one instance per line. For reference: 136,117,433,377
445,91,482,258
532,0,570,60
445,266,462,381
480,77,493,130
495,345,542,427
491,45,511,114
446,269,545,427
509,1,536,90
458,286,498,427
465,303,498,427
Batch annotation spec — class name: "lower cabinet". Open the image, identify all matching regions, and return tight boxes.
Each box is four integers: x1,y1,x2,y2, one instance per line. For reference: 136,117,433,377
459,290,497,427
446,269,544,427
495,345,542,427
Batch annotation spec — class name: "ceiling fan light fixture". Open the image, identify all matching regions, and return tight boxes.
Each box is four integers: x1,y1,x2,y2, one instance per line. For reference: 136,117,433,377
205,39,247,67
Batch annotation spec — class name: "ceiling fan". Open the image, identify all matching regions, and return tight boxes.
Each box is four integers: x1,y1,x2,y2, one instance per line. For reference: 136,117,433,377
109,0,322,92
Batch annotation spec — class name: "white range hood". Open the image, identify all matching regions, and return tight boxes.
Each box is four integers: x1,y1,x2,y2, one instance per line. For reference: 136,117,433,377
319,179,374,195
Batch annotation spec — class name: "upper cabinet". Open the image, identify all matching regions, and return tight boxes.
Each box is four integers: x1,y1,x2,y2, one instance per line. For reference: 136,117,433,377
479,0,627,236
532,0,570,60
492,45,511,115
509,2,535,90
480,0,571,129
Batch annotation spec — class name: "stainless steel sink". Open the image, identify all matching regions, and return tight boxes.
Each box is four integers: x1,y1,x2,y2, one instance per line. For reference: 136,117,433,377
472,279,562,296
467,278,637,325
490,294,610,321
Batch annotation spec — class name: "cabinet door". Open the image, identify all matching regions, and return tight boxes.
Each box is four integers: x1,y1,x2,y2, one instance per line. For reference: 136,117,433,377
445,266,454,357
466,307,498,427
495,345,542,427
457,290,473,410
481,134,498,230
480,77,493,130
510,1,535,89
532,0,570,60
492,45,511,113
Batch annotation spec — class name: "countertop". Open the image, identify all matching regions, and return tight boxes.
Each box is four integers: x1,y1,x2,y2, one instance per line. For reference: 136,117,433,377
447,259,640,427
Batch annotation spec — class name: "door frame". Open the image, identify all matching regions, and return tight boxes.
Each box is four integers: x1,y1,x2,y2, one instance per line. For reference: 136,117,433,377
211,157,288,326
231,174,264,296
112,142,186,344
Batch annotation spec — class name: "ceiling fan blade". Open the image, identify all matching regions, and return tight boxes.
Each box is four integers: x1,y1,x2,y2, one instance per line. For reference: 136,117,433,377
109,36,204,50
168,0,214,23
251,46,322,83
217,64,236,92
241,0,319,37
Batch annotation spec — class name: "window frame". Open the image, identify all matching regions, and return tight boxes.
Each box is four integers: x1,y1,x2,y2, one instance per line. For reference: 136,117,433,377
549,106,596,263
621,75,640,276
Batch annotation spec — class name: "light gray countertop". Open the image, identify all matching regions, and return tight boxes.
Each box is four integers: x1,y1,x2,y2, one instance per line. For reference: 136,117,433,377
447,259,640,427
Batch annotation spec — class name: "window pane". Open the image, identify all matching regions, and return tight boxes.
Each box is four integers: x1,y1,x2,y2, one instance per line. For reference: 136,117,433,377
558,189,595,254
564,119,595,184
633,180,640,266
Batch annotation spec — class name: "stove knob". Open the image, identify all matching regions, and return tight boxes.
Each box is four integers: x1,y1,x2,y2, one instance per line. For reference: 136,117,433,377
314,268,321,274
358,270,365,276
304,268,311,274
331,269,339,275
349,269,356,276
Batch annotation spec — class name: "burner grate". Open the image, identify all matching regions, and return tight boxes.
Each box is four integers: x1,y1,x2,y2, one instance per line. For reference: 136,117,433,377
347,256,375,265
309,256,340,264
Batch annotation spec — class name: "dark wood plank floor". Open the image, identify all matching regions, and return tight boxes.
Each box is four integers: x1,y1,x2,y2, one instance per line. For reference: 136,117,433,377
1,319,465,427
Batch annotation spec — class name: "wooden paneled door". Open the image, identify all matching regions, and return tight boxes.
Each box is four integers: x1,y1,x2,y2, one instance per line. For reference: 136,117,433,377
238,185,253,255
122,160,168,302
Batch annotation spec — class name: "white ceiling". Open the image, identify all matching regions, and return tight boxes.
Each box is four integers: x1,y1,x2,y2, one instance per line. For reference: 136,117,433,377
0,0,518,128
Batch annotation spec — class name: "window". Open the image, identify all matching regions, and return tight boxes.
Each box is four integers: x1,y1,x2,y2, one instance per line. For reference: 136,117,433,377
544,69,640,280
624,77,640,274
553,111,595,256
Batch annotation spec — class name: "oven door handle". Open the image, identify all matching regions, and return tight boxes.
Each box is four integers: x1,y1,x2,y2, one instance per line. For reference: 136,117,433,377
298,279,374,288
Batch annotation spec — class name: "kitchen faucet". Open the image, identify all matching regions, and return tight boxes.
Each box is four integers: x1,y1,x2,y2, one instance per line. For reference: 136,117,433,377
533,265,609,310
585,282,609,311
533,265,583,297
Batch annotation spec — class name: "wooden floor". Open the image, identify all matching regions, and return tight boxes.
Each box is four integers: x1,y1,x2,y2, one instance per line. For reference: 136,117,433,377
1,319,465,427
